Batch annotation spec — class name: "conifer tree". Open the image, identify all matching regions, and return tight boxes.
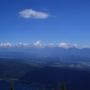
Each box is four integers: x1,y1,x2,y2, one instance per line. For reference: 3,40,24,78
10,80,14,90
60,82,67,90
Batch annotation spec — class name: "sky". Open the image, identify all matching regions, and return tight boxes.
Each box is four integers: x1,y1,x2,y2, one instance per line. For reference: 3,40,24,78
0,0,90,47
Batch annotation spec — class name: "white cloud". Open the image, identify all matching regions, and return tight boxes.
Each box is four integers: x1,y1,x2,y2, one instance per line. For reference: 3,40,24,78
16,42,29,47
0,41,81,49
58,42,69,48
33,41,43,48
58,42,78,48
19,9,49,19
0,42,12,48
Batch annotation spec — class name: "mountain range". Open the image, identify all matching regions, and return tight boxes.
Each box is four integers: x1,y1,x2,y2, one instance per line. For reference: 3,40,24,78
0,47,90,89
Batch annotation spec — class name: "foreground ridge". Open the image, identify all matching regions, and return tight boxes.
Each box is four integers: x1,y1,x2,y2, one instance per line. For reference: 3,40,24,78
0,78,67,90
0,78,18,90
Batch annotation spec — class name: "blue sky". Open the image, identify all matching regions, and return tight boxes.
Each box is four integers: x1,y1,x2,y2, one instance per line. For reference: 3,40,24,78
0,0,90,46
